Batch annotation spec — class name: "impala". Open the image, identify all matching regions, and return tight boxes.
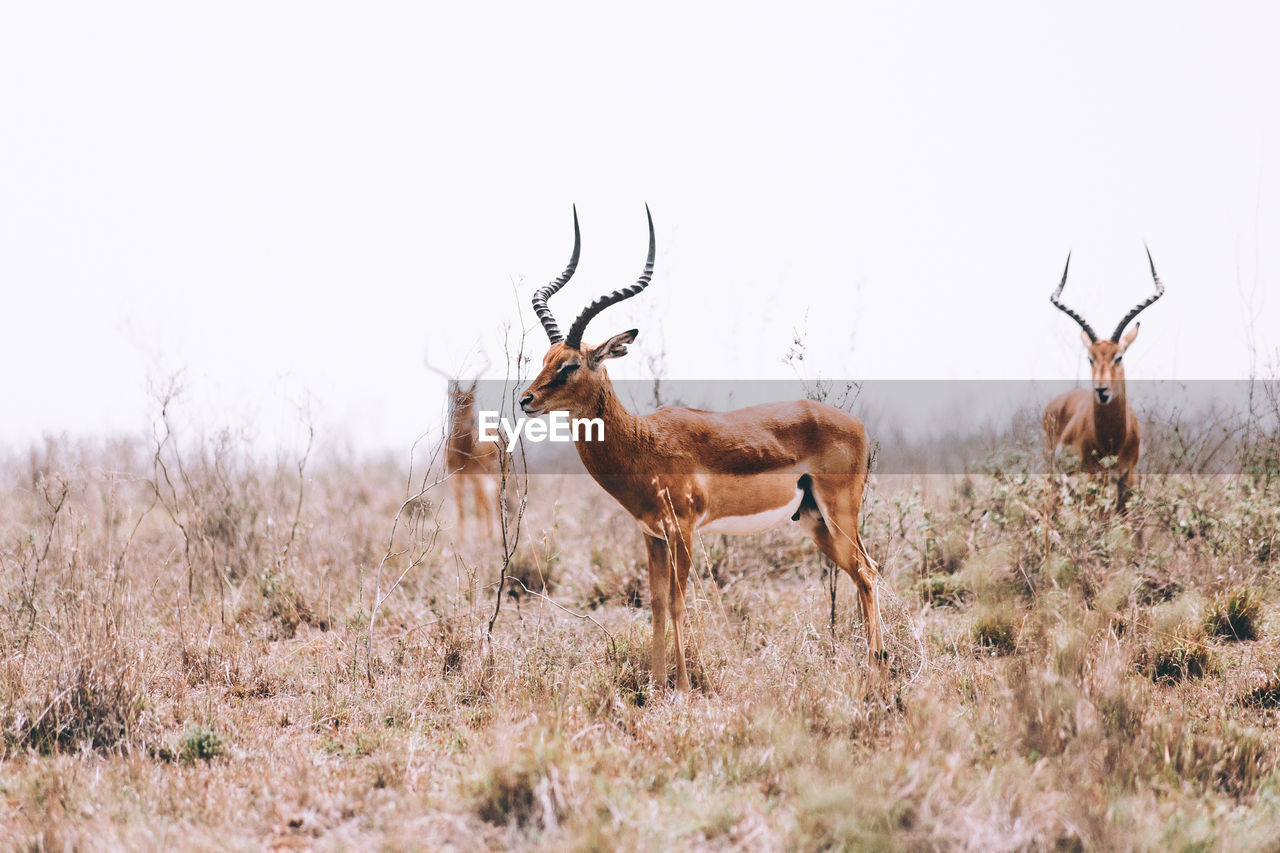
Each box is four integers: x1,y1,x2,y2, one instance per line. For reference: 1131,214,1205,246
426,359,501,537
520,206,883,690
1043,248,1165,511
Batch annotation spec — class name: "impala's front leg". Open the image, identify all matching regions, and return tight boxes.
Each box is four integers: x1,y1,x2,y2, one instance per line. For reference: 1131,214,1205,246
1116,469,1132,514
666,526,694,692
470,476,491,540
644,534,671,690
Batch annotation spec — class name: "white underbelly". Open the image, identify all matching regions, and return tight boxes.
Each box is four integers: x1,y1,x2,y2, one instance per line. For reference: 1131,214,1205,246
697,489,803,536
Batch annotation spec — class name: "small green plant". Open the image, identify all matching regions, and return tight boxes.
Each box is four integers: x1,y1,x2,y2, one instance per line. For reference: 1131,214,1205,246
915,573,968,607
176,725,225,763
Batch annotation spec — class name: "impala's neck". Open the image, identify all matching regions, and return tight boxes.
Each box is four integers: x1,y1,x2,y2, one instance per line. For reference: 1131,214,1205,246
1091,378,1129,446
571,376,648,479
452,399,475,428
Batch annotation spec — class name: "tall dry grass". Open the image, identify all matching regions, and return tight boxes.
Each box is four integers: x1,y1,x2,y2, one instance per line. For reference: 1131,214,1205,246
1,394,1280,850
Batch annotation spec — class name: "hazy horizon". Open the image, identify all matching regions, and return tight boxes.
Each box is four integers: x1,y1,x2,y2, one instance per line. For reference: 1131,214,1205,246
4,3,1277,455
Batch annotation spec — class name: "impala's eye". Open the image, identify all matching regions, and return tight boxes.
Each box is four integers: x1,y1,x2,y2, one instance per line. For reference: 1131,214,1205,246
1113,356,1123,365
547,362,579,388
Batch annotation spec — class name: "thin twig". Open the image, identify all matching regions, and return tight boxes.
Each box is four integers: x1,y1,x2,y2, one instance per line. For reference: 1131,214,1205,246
503,576,617,655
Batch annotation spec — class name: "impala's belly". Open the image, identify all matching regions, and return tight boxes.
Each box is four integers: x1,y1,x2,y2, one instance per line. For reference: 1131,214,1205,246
697,488,803,536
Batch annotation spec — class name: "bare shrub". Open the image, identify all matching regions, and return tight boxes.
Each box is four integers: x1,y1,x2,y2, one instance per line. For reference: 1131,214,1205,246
148,382,313,616
0,454,153,757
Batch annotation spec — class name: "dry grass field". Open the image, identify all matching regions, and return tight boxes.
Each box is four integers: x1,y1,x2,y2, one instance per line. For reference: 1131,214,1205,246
3,400,1280,851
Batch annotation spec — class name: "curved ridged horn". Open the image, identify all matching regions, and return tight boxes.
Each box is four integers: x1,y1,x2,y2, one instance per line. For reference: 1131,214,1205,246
1110,245,1165,342
531,206,581,344
565,204,654,350
424,358,453,382
1049,252,1098,343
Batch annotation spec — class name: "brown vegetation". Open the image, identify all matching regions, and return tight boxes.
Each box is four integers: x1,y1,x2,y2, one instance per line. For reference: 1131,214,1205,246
2,403,1280,849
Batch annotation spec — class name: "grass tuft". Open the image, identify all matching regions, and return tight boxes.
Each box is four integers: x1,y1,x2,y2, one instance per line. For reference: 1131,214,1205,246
1240,670,1280,709
470,745,561,829
972,606,1019,655
1204,587,1263,642
1136,623,1217,683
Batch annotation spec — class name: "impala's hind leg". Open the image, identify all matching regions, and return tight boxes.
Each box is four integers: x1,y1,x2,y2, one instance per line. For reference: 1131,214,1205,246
471,474,496,540
447,475,468,542
803,476,885,668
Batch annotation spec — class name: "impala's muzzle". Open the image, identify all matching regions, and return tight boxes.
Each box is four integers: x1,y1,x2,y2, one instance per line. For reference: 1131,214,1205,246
519,393,542,416
1094,387,1112,405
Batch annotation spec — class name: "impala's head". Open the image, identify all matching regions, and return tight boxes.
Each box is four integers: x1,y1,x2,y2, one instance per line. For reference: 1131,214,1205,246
1082,332,1138,404
1049,247,1165,406
520,205,653,417
425,353,486,417
448,380,478,415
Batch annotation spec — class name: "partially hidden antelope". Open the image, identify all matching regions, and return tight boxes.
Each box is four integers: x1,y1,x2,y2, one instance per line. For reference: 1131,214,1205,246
426,358,501,538
1043,249,1165,511
519,206,883,691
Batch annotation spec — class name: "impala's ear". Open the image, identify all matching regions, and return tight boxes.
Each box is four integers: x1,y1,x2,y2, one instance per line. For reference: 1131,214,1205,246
1118,322,1140,354
1080,329,1094,350
588,329,638,369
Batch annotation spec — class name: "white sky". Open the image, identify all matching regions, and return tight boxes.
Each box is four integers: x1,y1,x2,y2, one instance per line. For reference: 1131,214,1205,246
2,2,1277,454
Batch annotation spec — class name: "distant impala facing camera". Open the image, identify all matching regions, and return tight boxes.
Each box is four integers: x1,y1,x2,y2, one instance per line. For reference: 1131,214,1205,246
1043,248,1166,512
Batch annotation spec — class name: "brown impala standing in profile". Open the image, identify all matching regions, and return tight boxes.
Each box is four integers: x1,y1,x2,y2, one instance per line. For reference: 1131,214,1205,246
519,206,883,691
1043,249,1165,511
